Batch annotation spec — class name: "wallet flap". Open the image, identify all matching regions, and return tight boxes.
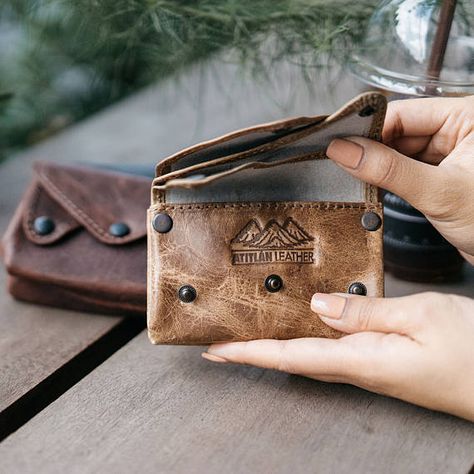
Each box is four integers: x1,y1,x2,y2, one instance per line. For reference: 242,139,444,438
23,161,149,246
152,92,386,203
153,92,386,195
154,115,328,178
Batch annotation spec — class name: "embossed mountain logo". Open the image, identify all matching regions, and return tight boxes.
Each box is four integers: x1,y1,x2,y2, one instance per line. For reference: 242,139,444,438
231,218,315,265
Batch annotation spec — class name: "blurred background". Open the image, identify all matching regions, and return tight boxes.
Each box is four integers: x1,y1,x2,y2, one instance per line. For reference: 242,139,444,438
0,0,378,162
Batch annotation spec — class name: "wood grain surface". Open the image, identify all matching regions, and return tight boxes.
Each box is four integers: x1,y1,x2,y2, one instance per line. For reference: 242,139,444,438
1,324,473,474
0,265,143,440
0,156,145,440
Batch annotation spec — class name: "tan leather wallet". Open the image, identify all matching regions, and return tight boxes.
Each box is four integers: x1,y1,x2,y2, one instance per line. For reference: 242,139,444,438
148,92,387,344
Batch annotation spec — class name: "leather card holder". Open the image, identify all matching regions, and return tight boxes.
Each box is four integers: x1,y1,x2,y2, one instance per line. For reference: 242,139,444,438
148,92,387,344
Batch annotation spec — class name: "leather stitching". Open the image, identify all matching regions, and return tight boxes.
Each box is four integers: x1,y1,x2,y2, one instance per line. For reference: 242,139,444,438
154,115,325,178
37,170,132,242
23,182,80,244
155,92,384,180
151,202,382,211
153,151,328,191
154,93,386,204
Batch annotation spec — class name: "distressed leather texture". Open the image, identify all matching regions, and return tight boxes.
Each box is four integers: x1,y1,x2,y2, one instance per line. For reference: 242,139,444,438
148,92,387,344
2,161,149,316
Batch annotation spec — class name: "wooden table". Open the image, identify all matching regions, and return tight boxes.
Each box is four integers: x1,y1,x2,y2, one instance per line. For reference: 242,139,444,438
1,59,473,474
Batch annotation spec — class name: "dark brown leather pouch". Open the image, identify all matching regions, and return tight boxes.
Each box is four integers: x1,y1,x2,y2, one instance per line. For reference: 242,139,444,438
148,92,387,344
2,161,149,316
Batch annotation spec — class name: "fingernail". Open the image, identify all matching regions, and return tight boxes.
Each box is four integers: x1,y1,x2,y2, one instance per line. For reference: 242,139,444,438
207,343,234,359
311,293,347,319
326,138,364,169
201,352,228,363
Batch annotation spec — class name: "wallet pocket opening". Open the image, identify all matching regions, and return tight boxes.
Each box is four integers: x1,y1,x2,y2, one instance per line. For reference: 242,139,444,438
153,92,387,206
154,111,375,188
155,92,386,183
154,115,326,178
154,157,368,204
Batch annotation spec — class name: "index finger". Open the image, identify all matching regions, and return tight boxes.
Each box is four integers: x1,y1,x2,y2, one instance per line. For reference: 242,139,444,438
204,338,367,379
382,97,460,144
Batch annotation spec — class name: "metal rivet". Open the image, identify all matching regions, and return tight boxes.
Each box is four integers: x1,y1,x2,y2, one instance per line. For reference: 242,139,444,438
359,105,375,117
348,282,367,296
361,211,382,231
108,222,130,237
33,216,55,236
178,285,197,303
265,274,283,293
153,213,173,233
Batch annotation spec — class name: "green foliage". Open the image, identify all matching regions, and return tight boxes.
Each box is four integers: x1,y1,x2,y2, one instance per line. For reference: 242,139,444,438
0,0,377,159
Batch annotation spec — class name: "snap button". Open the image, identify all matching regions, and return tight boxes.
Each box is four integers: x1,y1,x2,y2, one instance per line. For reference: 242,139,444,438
178,285,196,303
358,105,375,117
153,213,173,233
361,211,382,231
108,222,130,237
33,216,55,236
265,274,283,293
348,282,367,296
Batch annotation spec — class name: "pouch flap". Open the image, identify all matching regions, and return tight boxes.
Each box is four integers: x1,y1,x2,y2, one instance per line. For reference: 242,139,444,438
23,161,150,246
153,92,386,190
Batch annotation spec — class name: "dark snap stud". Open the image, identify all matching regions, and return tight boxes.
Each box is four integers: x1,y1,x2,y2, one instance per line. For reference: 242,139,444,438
265,274,283,293
109,222,130,237
359,105,375,117
348,282,367,296
178,285,197,303
33,216,55,236
153,213,173,233
361,211,382,231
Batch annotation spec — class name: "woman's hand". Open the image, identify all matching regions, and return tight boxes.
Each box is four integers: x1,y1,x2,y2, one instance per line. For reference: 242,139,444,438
325,96,474,264
202,97,474,421
203,292,474,421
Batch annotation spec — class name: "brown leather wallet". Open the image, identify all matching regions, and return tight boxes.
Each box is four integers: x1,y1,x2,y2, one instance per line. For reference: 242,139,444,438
2,161,149,316
147,92,387,344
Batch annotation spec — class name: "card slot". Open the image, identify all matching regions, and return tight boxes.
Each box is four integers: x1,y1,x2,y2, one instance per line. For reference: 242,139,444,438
160,159,366,204
154,92,386,188
153,113,374,193
154,151,327,190
155,119,330,186
156,115,326,178
154,111,375,190
152,92,386,205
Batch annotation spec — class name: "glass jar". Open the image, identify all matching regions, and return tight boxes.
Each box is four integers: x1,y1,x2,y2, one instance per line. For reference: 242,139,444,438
351,0,474,96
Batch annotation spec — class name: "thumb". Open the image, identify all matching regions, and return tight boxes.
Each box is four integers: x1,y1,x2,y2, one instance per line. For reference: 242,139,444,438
326,137,453,218
311,293,425,336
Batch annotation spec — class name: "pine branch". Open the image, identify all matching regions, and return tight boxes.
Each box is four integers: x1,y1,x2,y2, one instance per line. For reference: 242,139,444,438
0,0,378,159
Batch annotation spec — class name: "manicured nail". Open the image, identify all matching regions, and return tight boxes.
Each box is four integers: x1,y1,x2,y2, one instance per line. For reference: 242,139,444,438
311,293,347,319
201,352,228,363
326,138,364,169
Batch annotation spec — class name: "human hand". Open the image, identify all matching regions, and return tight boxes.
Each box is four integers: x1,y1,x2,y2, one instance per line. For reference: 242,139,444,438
202,97,474,420
203,292,474,421
325,96,474,265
